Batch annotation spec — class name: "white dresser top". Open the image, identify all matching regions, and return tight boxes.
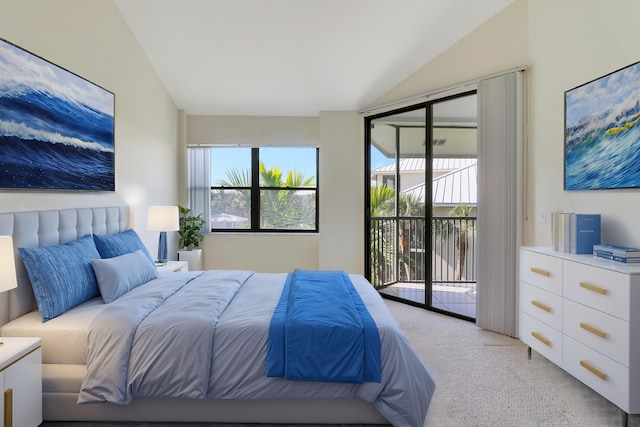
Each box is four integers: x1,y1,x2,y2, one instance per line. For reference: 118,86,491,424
523,246,640,275
0,336,41,370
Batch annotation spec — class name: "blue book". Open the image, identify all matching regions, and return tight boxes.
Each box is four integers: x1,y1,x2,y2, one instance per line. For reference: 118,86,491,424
594,250,614,260
593,244,640,256
612,255,640,263
570,213,601,254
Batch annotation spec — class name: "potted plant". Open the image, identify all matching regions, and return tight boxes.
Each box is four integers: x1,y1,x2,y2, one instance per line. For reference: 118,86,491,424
177,205,206,270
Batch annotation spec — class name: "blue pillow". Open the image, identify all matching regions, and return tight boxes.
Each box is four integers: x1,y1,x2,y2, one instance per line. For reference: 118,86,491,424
93,229,155,266
91,250,158,303
19,234,102,322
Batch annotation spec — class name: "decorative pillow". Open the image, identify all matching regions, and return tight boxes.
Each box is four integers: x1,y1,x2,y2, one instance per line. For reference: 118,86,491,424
93,229,155,266
19,234,102,322
91,250,158,303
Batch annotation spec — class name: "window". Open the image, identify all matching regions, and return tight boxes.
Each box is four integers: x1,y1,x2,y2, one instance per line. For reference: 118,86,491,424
202,147,318,232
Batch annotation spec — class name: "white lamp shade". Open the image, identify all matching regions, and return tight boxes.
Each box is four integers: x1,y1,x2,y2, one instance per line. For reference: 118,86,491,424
147,206,180,231
0,236,17,293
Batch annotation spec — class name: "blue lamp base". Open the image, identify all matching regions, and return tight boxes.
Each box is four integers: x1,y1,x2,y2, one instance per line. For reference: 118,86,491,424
157,231,168,263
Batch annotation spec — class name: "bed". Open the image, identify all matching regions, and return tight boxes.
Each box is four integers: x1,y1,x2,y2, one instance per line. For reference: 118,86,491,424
0,206,435,426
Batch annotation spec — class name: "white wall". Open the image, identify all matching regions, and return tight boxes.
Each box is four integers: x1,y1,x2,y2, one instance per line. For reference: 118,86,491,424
186,112,364,273
318,111,364,273
369,0,529,109
187,115,321,272
14,0,630,271
0,0,180,256
373,0,640,250
527,0,640,247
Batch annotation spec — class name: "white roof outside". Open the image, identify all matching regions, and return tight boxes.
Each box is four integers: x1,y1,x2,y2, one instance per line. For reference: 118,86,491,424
403,160,477,206
372,157,476,174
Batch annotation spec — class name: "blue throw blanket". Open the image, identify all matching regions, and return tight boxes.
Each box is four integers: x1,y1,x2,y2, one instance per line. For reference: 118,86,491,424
267,269,381,383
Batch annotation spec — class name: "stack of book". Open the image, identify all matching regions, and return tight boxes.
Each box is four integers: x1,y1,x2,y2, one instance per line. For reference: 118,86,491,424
593,244,640,263
552,212,601,254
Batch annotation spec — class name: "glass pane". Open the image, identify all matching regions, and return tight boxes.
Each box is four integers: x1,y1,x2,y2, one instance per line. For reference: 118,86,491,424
430,93,478,320
432,93,477,158
211,147,251,186
260,189,316,230
369,218,397,288
259,147,316,188
370,126,396,217
210,189,250,229
370,106,427,305
398,111,426,217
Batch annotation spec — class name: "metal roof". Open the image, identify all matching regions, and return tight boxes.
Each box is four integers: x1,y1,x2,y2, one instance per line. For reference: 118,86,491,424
402,160,477,206
372,157,476,174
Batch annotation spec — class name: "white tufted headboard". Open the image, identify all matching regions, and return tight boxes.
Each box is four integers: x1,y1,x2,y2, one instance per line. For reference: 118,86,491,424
0,206,129,326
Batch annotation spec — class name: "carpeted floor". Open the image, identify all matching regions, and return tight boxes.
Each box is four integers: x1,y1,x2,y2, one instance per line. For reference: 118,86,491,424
387,300,630,427
41,300,635,427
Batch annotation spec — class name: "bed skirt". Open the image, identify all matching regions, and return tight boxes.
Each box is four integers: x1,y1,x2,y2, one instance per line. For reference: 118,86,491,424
42,364,390,424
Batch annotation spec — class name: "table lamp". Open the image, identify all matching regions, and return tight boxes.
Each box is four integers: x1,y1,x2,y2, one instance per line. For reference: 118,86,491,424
0,236,17,346
147,206,180,264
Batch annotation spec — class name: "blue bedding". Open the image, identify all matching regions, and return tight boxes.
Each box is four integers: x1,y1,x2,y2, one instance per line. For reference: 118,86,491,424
267,270,380,383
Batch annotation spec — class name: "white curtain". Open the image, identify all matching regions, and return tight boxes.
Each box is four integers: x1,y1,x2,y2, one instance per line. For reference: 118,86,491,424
188,147,211,232
475,71,525,337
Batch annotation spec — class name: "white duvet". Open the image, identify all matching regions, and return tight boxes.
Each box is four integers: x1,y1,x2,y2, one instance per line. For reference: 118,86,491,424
78,270,435,427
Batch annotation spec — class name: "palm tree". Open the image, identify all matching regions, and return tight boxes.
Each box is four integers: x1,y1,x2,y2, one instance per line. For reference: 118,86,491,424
259,163,315,228
369,185,425,286
448,204,475,281
370,184,395,216
216,163,315,229
369,184,395,287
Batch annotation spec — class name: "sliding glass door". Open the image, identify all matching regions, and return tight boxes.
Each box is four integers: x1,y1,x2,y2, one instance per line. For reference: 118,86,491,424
367,105,429,304
366,91,478,321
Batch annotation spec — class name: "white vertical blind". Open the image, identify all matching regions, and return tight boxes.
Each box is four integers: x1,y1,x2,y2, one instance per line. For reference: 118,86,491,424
188,148,211,232
475,71,524,336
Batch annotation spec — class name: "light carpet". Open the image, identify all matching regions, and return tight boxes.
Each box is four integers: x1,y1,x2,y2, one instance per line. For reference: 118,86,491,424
386,300,630,427
42,299,634,427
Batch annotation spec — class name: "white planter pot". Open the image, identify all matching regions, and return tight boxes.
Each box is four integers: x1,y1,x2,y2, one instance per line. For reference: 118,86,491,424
177,248,203,271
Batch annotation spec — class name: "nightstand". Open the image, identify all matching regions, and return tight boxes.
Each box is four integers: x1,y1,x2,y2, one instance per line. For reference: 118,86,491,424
0,337,42,427
155,260,189,274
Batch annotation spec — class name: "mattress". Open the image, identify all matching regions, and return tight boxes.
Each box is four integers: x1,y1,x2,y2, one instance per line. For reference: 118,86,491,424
0,297,105,364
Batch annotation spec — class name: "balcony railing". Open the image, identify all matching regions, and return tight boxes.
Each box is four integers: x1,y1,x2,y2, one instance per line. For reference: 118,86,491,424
370,216,477,289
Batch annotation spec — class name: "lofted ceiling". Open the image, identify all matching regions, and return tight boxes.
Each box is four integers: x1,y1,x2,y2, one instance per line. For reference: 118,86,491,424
113,0,513,116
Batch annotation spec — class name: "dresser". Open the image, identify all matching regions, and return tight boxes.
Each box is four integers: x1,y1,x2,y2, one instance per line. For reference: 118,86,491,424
520,246,640,425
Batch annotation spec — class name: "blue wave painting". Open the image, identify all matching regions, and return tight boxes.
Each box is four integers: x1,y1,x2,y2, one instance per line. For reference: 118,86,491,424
565,62,640,190
0,39,114,191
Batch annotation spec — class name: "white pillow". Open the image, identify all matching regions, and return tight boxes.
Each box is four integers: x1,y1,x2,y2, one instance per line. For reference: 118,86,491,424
91,250,158,303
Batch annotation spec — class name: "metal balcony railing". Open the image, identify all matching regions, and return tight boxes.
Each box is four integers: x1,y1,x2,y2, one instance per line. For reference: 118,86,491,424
369,216,477,289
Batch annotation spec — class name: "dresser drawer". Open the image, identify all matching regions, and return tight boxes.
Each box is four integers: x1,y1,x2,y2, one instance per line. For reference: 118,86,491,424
520,282,562,330
563,260,630,321
520,312,562,367
563,299,629,366
563,335,629,412
520,249,563,295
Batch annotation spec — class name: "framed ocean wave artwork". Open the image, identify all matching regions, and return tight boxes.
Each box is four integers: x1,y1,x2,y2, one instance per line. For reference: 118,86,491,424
565,61,640,190
0,38,114,191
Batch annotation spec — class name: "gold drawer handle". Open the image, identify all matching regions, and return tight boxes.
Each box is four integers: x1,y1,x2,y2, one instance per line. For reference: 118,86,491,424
531,331,550,346
531,300,551,313
579,282,607,295
580,360,607,381
531,267,550,277
580,322,607,339
4,388,12,427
